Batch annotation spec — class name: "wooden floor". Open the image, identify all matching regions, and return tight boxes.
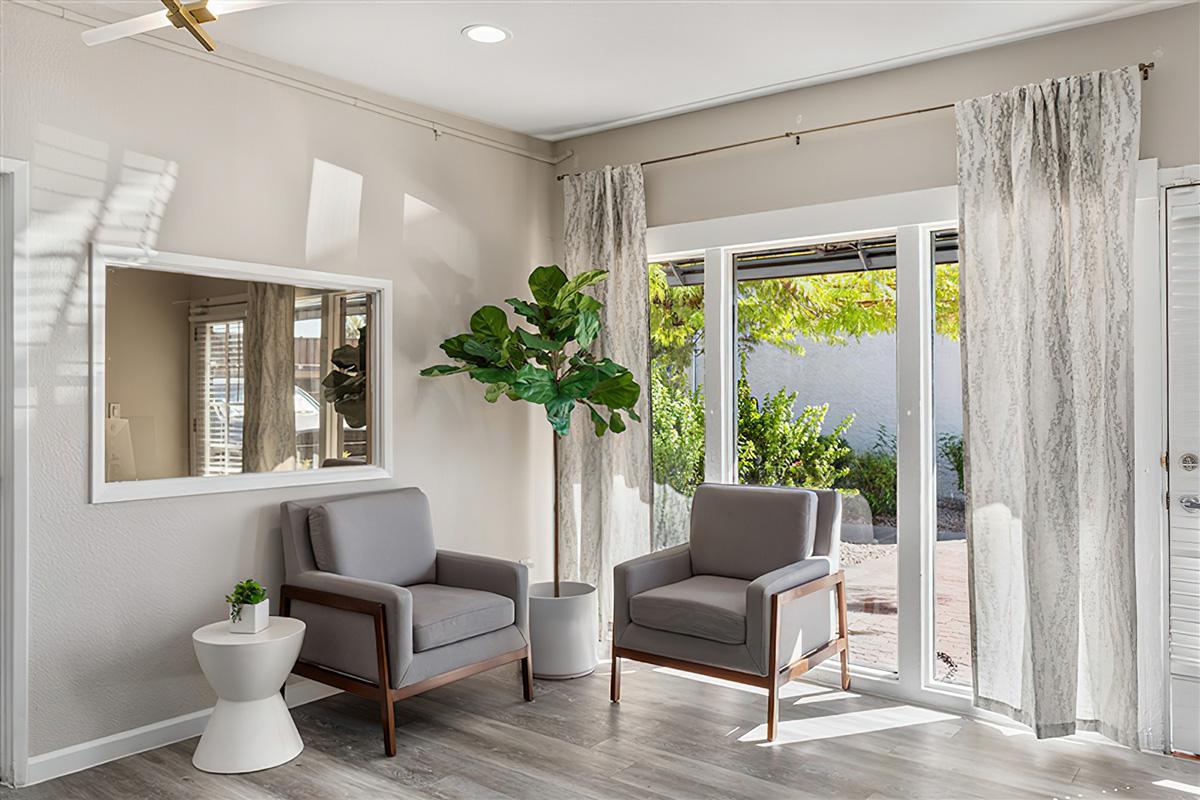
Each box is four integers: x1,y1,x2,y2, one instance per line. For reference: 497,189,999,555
6,662,1199,799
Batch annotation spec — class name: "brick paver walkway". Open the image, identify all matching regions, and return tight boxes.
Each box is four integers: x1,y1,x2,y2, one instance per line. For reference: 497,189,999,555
842,540,972,686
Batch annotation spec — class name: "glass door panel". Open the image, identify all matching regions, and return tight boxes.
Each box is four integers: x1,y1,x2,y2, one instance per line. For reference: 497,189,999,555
930,229,971,687
733,237,899,673
649,259,706,550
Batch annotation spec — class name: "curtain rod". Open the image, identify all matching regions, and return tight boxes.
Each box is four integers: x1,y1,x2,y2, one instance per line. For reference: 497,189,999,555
556,62,1155,181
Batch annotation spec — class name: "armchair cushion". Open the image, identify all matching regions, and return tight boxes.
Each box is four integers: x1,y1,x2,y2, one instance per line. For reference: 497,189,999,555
409,584,514,652
690,484,818,580
308,488,437,586
435,551,529,638
629,575,749,645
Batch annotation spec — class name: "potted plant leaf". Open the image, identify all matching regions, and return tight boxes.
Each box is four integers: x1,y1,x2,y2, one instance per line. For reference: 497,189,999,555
421,264,641,678
225,578,269,634
322,322,368,429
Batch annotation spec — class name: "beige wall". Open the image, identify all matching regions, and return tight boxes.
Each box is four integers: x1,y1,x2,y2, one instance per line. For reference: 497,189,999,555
555,4,1200,227
4,4,555,755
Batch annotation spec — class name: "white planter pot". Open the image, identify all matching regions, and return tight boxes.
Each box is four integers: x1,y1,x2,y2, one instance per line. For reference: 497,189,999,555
528,581,598,680
228,599,269,634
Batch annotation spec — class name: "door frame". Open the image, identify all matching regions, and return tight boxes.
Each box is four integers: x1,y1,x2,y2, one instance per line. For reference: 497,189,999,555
1,156,31,787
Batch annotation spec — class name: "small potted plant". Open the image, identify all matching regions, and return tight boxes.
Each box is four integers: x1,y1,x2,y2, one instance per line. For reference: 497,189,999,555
225,578,269,634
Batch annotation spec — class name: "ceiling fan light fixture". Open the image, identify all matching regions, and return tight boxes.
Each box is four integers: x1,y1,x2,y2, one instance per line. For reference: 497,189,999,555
461,24,510,44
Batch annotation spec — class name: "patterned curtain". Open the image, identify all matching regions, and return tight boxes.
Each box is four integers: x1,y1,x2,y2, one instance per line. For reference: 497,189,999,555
243,282,297,473
956,67,1141,746
559,165,652,651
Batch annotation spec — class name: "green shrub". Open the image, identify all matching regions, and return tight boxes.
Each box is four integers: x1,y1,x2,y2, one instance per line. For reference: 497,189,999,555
938,433,965,492
649,357,854,496
736,362,853,489
838,426,898,517
650,363,705,497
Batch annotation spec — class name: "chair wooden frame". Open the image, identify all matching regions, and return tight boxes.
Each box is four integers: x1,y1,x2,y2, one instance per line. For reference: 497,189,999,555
280,583,533,756
610,570,849,742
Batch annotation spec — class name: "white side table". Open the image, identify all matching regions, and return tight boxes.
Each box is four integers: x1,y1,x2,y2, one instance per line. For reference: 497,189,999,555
192,616,306,773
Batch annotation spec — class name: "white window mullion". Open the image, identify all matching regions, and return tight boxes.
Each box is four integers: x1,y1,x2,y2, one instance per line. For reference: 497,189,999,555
896,224,934,694
703,247,736,484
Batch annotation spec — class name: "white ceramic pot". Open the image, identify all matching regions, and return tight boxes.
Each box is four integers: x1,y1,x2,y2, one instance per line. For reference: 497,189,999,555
528,581,598,680
228,599,269,634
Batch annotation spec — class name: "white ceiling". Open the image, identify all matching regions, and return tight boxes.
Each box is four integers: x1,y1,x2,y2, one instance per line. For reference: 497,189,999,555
99,1,1182,140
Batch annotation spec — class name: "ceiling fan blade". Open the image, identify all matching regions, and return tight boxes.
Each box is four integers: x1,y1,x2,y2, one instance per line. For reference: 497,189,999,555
81,9,172,46
80,1,285,47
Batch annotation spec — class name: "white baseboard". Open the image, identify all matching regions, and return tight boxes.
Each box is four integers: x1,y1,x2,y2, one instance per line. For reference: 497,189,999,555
22,678,339,787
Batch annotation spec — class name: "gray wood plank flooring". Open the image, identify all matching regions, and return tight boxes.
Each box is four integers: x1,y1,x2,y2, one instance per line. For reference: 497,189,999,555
5,662,1198,799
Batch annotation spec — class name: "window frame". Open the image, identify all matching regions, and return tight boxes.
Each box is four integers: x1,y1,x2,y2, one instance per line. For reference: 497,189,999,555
89,244,393,504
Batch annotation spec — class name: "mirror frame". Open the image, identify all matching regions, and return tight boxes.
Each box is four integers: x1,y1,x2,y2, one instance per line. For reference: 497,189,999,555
89,244,393,503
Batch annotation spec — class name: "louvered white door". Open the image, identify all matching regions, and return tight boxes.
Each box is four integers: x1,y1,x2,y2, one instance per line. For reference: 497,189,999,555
1167,180,1200,755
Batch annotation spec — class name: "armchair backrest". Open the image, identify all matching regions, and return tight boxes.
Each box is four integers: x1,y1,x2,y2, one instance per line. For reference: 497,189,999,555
281,487,436,586
689,483,818,580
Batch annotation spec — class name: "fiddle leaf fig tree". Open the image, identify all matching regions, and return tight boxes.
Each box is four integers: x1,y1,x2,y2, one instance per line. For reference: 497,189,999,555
420,265,642,438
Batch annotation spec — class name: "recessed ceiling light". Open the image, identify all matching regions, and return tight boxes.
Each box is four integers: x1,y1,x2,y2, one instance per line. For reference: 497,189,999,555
462,24,510,44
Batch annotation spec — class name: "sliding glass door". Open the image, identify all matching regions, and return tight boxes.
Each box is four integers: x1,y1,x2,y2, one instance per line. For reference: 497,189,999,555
646,190,970,710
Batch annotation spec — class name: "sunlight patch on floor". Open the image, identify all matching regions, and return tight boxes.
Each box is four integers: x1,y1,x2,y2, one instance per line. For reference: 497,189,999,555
651,667,827,699
792,690,860,705
739,705,958,746
1153,779,1200,796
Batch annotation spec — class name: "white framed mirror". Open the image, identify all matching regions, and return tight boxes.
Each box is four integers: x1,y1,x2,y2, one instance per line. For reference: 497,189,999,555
89,245,392,503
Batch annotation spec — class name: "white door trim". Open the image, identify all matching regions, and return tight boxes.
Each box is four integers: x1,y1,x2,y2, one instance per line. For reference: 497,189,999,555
1,155,31,788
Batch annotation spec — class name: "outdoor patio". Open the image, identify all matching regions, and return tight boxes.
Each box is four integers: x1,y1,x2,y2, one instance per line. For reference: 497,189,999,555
842,538,972,686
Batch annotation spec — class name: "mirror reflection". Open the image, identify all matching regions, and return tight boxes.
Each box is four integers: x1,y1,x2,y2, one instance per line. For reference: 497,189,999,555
104,266,375,481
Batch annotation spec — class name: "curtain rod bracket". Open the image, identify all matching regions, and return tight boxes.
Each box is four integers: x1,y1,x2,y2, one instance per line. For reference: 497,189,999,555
1139,62,1154,81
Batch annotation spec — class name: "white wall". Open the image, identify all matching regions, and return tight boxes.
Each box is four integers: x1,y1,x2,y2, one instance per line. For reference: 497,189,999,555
3,5,556,756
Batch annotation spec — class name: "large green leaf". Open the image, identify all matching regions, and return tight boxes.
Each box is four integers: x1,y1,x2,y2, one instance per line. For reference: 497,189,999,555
589,407,608,437
512,364,557,404
558,365,600,399
463,336,502,363
420,364,469,377
483,382,509,403
574,310,600,348
546,395,575,436
470,305,510,343
554,269,607,306
516,327,563,351
470,366,517,384
528,265,568,306
440,334,482,364
609,411,626,434
506,297,545,324
590,370,640,409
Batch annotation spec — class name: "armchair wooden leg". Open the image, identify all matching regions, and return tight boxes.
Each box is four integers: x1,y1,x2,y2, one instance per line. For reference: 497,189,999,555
521,652,534,701
380,693,397,757
767,679,779,742
836,573,851,691
610,652,621,703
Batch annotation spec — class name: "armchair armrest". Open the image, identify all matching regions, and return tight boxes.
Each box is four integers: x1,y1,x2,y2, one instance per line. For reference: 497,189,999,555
612,544,692,637
436,550,530,637
282,571,413,689
746,559,832,674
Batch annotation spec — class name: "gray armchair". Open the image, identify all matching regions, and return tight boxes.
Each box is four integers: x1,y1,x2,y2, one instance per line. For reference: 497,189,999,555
611,483,848,741
279,488,531,756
